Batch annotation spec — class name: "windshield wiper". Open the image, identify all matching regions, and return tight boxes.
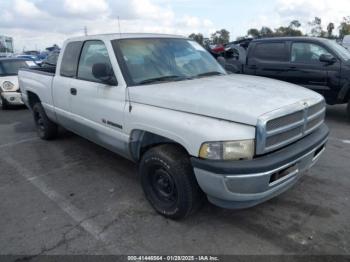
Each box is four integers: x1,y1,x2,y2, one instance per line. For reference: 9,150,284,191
195,71,224,78
137,75,188,85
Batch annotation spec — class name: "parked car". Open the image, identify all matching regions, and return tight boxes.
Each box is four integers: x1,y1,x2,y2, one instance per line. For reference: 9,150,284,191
216,43,247,73
0,58,35,109
23,50,40,56
19,34,328,219
342,35,350,50
220,37,350,119
17,54,42,66
226,38,253,50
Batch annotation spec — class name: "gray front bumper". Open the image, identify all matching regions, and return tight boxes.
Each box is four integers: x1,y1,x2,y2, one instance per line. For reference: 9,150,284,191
191,124,329,209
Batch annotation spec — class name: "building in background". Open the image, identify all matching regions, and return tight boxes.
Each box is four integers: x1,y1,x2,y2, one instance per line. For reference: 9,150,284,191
0,35,14,57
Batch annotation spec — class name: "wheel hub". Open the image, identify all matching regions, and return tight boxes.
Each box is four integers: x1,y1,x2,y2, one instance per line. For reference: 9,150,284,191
152,168,176,201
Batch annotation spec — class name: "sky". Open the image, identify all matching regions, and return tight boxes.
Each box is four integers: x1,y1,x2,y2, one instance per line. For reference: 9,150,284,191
0,0,349,52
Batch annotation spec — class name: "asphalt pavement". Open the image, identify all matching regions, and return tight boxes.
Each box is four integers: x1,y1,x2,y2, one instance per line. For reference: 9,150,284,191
0,105,349,255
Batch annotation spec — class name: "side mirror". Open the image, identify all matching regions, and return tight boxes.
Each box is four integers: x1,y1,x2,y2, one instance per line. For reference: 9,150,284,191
319,54,336,64
92,63,117,85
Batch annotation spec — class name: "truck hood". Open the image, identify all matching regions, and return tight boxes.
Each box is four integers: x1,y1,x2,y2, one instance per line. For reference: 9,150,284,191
128,74,322,126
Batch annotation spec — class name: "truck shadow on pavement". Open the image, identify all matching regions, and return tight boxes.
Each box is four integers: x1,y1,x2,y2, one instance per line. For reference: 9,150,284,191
52,126,347,254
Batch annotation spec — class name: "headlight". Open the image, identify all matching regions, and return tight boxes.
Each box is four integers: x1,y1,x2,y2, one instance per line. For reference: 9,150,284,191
2,81,16,91
199,140,255,160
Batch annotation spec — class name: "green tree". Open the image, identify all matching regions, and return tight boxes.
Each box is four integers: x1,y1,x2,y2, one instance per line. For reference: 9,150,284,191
275,20,303,36
339,17,350,39
189,33,204,45
327,23,335,38
247,28,260,38
274,26,302,37
211,29,230,45
260,27,274,37
308,17,325,37
290,20,301,29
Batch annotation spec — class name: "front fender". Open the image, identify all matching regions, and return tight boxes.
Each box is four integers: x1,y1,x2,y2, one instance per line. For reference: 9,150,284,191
125,103,256,157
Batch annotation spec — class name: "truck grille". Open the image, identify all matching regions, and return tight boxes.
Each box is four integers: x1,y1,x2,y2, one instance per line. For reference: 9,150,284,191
256,99,326,155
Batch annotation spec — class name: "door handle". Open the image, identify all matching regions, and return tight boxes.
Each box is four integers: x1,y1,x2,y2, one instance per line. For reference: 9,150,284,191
70,88,77,95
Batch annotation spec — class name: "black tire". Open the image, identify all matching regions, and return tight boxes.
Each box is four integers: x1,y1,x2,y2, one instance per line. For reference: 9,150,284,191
347,100,350,121
32,103,58,140
140,144,205,220
1,96,9,110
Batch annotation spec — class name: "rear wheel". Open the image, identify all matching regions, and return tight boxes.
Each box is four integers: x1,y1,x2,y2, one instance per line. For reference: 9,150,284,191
139,144,205,220
33,103,58,140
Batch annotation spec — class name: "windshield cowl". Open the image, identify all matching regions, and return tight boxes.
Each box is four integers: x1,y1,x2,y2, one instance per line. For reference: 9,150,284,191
136,71,225,85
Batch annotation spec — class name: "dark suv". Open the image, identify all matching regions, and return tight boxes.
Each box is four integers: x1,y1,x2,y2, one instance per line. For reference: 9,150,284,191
227,37,350,118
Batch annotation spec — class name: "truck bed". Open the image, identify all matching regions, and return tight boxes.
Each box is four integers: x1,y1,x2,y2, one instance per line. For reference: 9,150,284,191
18,67,56,110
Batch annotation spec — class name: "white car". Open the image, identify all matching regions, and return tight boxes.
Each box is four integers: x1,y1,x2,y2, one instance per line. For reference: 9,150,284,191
18,34,329,219
0,58,34,109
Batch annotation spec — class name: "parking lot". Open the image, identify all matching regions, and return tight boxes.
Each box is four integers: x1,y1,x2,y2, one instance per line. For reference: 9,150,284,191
0,105,349,255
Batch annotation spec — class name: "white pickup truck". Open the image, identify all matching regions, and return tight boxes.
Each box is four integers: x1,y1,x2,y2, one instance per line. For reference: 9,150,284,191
19,34,329,219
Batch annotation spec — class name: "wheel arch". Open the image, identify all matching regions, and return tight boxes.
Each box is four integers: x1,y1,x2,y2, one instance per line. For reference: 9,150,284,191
129,129,191,162
27,91,41,109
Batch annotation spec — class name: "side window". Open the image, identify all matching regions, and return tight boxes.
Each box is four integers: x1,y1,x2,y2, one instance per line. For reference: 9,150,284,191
291,42,332,64
60,41,83,77
254,42,288,61
77,40,116,84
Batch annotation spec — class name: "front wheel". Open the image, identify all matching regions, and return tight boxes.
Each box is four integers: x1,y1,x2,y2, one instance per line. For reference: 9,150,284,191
139,144,205,220
32,103,58,140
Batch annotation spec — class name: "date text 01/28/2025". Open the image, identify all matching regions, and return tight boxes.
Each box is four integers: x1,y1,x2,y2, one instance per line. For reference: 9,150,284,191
127,255,219,261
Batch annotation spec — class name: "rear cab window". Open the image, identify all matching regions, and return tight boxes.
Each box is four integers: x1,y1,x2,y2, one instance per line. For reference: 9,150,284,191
253,42,289,61
60,41,83,77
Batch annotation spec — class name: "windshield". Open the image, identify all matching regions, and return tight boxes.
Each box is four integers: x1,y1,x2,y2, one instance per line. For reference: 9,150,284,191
326,40,350,61
114,38,226,85
0,60,29,76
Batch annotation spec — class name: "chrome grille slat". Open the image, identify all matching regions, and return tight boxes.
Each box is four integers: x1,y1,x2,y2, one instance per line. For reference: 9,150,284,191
266,111,303,130
306,112,325,133
266,119,304,136
307,108,326,120
308,102,324,117
256,99,326,155
266,126,304,148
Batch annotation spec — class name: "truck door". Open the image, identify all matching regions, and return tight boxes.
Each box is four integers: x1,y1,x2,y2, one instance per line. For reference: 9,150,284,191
69,40,129,156
287,41,331,95
247,41,290,82
52,41,83,127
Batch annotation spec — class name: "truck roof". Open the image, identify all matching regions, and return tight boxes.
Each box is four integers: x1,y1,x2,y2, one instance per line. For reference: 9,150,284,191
66,33,186,42
252,37,330,43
